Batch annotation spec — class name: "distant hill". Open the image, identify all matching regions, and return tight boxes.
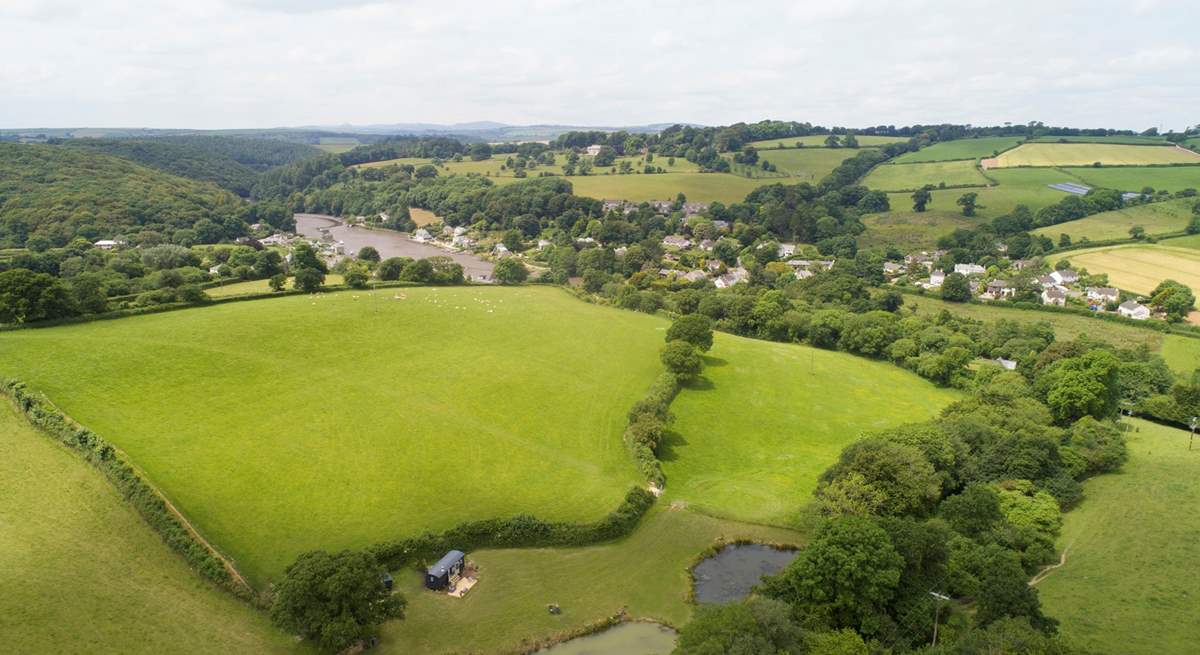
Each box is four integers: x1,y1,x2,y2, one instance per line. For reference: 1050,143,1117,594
297,121,694,142
0,143,243,248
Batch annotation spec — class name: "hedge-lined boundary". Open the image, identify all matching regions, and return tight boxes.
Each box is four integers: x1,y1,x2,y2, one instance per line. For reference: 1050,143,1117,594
369,486,656,572
624,373,680,489
1,379,254,599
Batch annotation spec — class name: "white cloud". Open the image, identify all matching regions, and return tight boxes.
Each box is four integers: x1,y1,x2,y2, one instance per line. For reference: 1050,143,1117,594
0,0,1196,130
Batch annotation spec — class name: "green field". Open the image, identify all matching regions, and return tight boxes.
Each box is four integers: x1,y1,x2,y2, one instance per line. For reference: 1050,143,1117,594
661,333,959,526
747,134,908,149
0,287,668,585
1030,135,1169,145
893,137,1024,163
905,294,1165,351
1064,243,1200,298
1161,335,1200,375
886,167,1077,218
746,147,857,182
206,273,346,298
859,210,979,251
1038,419,1200,655
0,400,300,654
863,160,990,191
993,143,1200,167
567,172,771,204
1064,165,1200,193
1031,199,1196,242
381,507,802,654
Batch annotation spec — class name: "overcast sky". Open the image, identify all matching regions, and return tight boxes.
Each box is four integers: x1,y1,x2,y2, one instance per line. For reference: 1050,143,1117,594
1,0,1197,131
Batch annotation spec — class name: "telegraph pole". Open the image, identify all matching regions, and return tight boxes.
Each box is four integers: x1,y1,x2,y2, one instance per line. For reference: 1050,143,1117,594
1190,416,1197,451
929,591,951,647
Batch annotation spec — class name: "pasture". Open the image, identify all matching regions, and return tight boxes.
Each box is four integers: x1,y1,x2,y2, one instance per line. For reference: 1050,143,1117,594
409,207,440,226
662,332,959,526
0,401,299,654
1064,165,1200,193
1161,335,1200,375
0,287,668,585
206,273,346,298
567,172,770,204
747,134,908,149
992,143,1200,167
752,147,858,182
886,167,1077,218
893,136,1024,163
380,507,803,654
1038,419,1200,655
862,160,989,191
858,210,978,251
1031,199,1196,242
1029,135,1169,145
1063,243,1200,298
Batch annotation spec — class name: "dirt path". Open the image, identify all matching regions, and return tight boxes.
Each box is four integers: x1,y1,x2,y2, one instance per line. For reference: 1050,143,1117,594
1028,543,1072,586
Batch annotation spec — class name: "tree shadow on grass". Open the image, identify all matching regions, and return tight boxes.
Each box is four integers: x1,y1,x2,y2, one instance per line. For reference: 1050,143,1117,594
702,355,728,367
657,429,688,462
683,375,715,391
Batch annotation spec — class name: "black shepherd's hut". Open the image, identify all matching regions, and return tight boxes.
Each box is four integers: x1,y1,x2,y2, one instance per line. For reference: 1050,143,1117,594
425,550,465,590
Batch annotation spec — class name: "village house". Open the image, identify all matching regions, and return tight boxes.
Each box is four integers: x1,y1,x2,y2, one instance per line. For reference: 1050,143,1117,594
793,269,815,280
787,259,812,269
1012,258,1037,271
1118,300,1151,320
926,270,946,288
1086,287,1119,305
883,262,905,276
699,239,716,251
681,202,709,217
705,259,722,273
1041,287,1066,306
585,144,603,156
93,239,124,250
575,236,597,245
453,226,468,236
954,263,986,276
413,228,433,243
984,279,1016,299
260,234,291,247
714,267,749,288
662,235,692,249
1050,269,1079,285
993,357,1018,371
711,219,730,231
682,270,707,283
602,199,633,213
452,235,475,249
492,243,510,257
777,243,797,258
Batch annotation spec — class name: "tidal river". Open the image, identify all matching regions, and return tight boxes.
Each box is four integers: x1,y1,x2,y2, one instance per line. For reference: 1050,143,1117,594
294,213,494,281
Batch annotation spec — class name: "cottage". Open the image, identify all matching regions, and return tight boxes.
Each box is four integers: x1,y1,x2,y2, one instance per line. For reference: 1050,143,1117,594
1012,258,1036,271
699,239,716,251
705,259,722,273
883,262,904,276
662,235,692,249
786,259,812,269
575,237,597,245
93,239,123,250
602,199,631,213
425,550,466,591
954,263,986,276
453,226,468,236
993,357,1018,371
681,202,709,217
413,228,433,243
714,267,749,288
927,270,946,288
777,243,797,258
985,280,1015,298
1118,300,1150,320
1036,275,1058,289
492,243,510,257
1086,287,1119,304
585,144,603,157
1041,287,1066,306
794,269,815,280
1050,269,1078,285
452,235,475,249
711,220,730,231
682,270,707,283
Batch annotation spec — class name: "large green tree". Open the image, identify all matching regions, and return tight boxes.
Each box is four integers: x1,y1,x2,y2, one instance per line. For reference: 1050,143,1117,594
666,313,715,352
672,597,806,655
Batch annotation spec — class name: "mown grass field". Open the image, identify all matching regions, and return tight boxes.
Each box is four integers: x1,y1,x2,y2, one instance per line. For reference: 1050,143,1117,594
1031,199,1196,242
904,294,1165,351
661,333,959,526
1063,243,1200,298
747,134,907,149
0,401,301,655
1038,419,1200,655
1064,165,1200,193
1161,335,1200,375
206,273,346,298
859,210,978,251
567,172,771,204
993,143,1200,167
0,287,668,585
380,507,804,654
893,137,1024,163
885,167,1077,218
409,207,440,226
754,147,857,182
863,160,989,191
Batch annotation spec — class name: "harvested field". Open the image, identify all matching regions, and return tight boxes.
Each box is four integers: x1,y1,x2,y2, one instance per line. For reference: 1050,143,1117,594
1064,244,1200,298
993,143,1200,167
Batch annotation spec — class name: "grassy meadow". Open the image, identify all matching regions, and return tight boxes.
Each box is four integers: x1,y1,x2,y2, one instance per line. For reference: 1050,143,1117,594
863,160,990,191
1063,243,1200,298
1031,198,1196,242
893,137,1024,163
753,147,858,182
206,273,346,298
662,333,959,526
747,134,908,149
0,287,668,585
1161,335,1200,375
1064,165,1200,193
885,167,1078,219
0,400,301,655
380,507,804,654
859,210,978,251
993,143,1200,167
1037,419,1200,655
567,172,773,204
1029,135,1169,145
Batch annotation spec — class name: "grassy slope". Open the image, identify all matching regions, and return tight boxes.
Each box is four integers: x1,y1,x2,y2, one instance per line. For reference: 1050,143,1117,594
994,143,1200,167
1065,165,1200,193
1063,243,1200,297
894,137,1024,163
380,507,803,654
1161,335,1200,375
1031,199,1195,241
567,172,771,204
662,333,959,526
858,210,979,251
0,287,665,585
757,147,857,182
885,168,1077,220
0,400,300,655
1029,135,1168,145
748,135,906,149
1038,419,1200,655
863,160,989,191
205,273,346,298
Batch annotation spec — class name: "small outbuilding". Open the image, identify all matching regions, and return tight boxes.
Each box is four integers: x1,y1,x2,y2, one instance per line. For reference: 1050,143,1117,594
425,550,466,591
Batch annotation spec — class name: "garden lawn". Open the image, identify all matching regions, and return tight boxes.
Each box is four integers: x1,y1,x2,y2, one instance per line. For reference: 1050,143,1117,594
904,294,1165,352
893,137,1024,163
0,287,667,586
1063,243,1200,298
1064,165,1200,193
1031,199,1196,242
0,400,301,655
379,507,804,655
859,210,978,251
662,333,959,526
993,143,1200,167
863,160,989,191
1037,419,1200,655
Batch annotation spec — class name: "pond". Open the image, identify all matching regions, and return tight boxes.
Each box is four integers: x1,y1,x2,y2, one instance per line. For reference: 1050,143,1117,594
691,543,799,604
294,213,494,281
536,622,677,655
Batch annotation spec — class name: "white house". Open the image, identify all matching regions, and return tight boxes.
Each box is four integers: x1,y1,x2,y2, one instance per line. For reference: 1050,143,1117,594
585,144,603,156
1086,287,1119,304
714,267,749,288
93,239,123,250
927,270,946,288
1050,269,1079,285
1118,300,1151,320
413,228,433,243
954,263,986,276
883,262,904,276
662,235,692,249
993,357,1018,370
985,280,1015,298
451,235,475,249
777,243,797,258
1041,287,1066,306
537,239,552,250
492,243,510,257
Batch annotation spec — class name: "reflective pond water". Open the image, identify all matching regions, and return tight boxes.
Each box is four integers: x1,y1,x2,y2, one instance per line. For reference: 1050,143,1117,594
535,622,677,655
691,543,798,604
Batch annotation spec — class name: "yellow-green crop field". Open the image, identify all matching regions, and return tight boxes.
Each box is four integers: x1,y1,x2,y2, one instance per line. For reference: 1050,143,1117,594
993,143,1200,167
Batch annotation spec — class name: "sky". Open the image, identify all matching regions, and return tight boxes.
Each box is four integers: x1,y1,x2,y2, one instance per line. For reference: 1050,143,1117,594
1,0,1198,131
